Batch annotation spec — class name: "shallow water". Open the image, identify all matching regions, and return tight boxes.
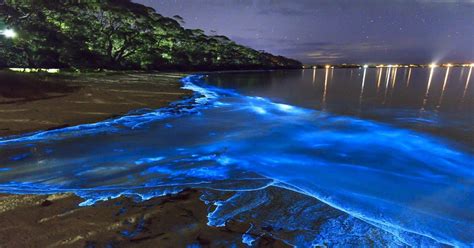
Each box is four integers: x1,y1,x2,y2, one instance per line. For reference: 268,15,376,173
0,70,473,247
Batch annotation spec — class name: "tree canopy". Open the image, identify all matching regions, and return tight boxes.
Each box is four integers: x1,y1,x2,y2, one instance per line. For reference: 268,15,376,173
0,0,301,70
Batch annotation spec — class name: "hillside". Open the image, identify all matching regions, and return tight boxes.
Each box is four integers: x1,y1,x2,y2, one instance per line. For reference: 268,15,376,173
0,0,302,70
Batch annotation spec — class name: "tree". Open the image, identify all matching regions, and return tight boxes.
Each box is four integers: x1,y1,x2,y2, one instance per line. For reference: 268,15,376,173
0,0,302,70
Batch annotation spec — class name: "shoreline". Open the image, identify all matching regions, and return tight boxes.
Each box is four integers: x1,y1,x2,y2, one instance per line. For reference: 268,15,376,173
0,71,194,138
0,189,288,247
0,71,292,247
0,71,275,247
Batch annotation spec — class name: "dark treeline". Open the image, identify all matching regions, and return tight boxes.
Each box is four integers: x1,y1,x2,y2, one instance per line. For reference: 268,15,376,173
0,0,302,71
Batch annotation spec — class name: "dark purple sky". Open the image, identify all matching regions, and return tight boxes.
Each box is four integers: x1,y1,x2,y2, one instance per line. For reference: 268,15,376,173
135,0,474,64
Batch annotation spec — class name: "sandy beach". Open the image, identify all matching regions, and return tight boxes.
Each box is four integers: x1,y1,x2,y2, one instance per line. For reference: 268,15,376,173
0,71,288,247
0,189,288,247
0,71,192,137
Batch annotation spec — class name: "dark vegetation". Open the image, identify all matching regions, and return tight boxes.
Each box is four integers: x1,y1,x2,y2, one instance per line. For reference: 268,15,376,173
0,0,302,70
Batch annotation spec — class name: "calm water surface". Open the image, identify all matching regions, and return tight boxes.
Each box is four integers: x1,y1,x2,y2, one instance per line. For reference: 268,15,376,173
206,68,474,147
0,69,473,247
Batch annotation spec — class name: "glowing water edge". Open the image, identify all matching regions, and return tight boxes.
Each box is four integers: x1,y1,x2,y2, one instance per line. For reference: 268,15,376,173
0,75,473,247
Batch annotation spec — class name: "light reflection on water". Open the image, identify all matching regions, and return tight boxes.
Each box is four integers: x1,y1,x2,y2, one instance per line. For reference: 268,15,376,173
0,73,473,247
207,68,474,147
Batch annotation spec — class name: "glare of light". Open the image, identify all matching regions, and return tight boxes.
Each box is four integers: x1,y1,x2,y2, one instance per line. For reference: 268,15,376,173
446,64,453,67
1,28,17,38
429,63,438,68
363,64,369,69
9,68,60,73
325,65,331,69
471,63,474,67
387,65,393,68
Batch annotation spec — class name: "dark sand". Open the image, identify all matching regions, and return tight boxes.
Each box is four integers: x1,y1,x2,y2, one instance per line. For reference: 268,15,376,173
2,70,463,247
0,189,288,247
0,71,192,137
0,71,289,247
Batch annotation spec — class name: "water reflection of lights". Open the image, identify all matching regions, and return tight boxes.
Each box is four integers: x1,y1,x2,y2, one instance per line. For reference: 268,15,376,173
323,68,329,107
391,68,398,88
406,68,412,87
312,68,317,85
377,68,383,91
384,67,392,102
359,68,367,105
423,66,436,107
462,66,472,101
438,67,451,108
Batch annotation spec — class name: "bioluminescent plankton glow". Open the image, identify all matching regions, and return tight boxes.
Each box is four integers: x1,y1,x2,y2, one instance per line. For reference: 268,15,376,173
0,75,473,247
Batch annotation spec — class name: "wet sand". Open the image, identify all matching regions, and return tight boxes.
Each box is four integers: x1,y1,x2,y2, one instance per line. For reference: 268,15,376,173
0,71,193,137
0,189,288,247
0,71,289,247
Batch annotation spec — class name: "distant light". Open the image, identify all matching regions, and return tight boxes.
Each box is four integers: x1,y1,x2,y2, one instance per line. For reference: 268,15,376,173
325,65,331,69
9,68,60,73
429,63,438,68
446,64,453,67
471,63,474,67
363,65,369,69
1,28,17,38
387,65,393,68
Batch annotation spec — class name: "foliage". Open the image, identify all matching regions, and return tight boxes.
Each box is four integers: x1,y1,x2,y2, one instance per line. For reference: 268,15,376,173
0,0,301,70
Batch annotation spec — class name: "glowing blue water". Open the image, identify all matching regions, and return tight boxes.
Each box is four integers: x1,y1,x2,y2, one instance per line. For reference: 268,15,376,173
0,75,473,247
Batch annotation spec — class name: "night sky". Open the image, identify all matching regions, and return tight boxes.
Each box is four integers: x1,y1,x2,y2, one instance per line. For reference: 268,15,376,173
135,0,474,64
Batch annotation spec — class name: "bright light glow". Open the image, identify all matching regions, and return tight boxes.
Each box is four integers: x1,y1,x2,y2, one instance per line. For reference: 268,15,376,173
9,68,60,73
429,63,438,68
325,65,331,69
387,65,393,68
363,64,369,69
1,28,17,38
471,63,474,67
446,64,453,67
